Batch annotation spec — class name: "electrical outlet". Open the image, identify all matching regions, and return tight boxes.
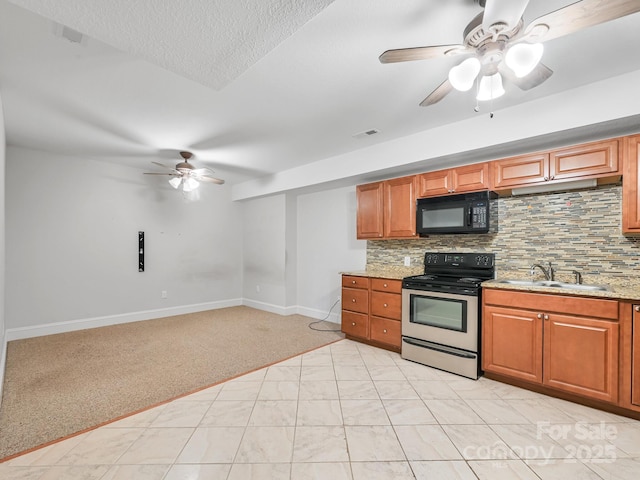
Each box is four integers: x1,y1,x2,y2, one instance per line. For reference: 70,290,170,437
404,256,411,267
161,290,167,299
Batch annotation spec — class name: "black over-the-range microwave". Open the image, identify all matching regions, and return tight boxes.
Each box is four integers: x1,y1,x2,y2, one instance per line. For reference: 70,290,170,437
416,191,497,235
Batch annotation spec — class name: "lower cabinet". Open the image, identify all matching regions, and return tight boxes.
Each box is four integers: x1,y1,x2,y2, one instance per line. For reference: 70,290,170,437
632,304,640,407
341,275,402,350
483,289,619,404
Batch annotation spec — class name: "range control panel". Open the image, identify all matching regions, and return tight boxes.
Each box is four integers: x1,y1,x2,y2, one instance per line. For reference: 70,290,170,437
424,252,495,268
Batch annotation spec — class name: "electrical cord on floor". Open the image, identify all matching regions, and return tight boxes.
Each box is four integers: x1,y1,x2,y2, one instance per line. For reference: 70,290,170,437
308,298,342,332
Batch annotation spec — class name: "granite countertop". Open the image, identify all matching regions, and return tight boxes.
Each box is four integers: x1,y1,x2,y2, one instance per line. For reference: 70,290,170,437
340,268,640,302
482,279,640,302
340,266,422,281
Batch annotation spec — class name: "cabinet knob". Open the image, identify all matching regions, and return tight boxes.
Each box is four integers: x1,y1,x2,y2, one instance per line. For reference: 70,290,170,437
383,283,388,288
352,299,356,303
352,322,356,326
383,303,388,307
544,314,549,321
383,329,387,333
537,313,543,319
352,280,356,284
635,305,640,312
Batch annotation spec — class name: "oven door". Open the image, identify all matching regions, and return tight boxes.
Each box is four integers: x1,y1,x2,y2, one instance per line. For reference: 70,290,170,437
402,288,478,352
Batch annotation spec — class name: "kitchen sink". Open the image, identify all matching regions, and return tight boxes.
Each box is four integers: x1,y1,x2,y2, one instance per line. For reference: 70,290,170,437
495,279,609,292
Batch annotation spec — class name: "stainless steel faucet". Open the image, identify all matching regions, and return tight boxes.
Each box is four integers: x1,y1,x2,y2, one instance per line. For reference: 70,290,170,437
530,262,554,281
571,270,583,284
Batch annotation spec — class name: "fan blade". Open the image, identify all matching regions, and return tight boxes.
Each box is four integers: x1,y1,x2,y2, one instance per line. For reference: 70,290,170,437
500,62,553,90
524,0,640,43
419,79,453,107
143,172,179,176
483,0,530,32
199,175,225,185
151,161,172,169
191,168,215,176
379,44,468,64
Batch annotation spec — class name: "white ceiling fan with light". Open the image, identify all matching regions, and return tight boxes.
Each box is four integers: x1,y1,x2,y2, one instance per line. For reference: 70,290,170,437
379,0,640,106
143,151,225,194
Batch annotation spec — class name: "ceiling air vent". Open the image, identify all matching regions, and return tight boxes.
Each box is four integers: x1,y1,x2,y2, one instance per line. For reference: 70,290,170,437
352,129,380,140
52,22,87,46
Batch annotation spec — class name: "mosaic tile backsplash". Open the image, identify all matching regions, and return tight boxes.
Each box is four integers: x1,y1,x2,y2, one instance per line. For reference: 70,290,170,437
367,184,640,287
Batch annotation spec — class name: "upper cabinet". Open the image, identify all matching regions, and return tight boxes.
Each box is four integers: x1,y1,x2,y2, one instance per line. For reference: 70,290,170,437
622,134,640,234
418,163,490,197
356,175,417,239
492,139,621,191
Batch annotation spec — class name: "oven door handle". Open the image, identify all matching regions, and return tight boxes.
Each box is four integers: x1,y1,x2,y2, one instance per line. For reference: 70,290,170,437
402,337,476,359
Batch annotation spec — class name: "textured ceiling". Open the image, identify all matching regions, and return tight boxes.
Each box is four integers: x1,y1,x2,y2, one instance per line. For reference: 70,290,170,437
6,0,335,90
1,0,640,192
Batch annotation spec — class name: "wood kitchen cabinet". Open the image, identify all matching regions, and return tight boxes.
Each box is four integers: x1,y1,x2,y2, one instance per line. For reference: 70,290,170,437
356,176,417,239
418,162,490,197
483,289,619,404
622,134,640,234
491,138,621,190
341,275,402,351
620,302,640,412
632,304,640,407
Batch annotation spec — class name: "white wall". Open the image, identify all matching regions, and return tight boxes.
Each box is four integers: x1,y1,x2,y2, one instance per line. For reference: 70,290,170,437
0,91,6,405
296,185,366,323
5,146,243,338
241,194,291,314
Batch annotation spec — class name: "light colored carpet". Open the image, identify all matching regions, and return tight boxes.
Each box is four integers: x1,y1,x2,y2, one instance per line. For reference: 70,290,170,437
0,306,344,460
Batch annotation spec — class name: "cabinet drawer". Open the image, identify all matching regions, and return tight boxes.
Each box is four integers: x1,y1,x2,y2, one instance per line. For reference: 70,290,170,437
342,275,369,289
483,289,618,320
342,311,369,339
370,291,401,320
370,316,401,348
342,287,369,314
371,278,402,294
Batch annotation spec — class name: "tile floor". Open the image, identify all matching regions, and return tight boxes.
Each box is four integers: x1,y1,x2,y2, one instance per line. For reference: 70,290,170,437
2,339,640,479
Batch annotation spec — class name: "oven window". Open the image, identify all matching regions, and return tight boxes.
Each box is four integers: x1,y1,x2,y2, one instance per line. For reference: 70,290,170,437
422,206,465,228
409,294,467,332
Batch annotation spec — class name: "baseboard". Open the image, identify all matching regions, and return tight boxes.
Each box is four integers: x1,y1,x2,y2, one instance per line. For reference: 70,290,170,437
296,306,340,324
242,299,297,316
4,299,341,342
0,336,6,409
5,299,243,341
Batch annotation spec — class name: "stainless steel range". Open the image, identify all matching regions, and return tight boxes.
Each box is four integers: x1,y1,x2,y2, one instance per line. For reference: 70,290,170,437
401,252,495,380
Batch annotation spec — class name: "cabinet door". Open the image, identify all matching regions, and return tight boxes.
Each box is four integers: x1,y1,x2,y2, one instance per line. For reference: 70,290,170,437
482,305,543,383
418,170,452,197
550,139,619,181
452,163,490,193
356,182,384,239
370,278,402,294
342,311,369,339
491,152,550,189
623,135,640,233
370,291,401,320
633,305,640,407
384,176,417,238
341,287,369,314
370,316,401,348
544,314,619,403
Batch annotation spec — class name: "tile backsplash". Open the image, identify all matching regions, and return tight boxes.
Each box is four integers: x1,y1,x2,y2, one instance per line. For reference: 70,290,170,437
367,184,640,286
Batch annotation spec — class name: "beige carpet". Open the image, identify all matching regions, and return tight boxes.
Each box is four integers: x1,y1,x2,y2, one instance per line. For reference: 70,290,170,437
0,306,344,460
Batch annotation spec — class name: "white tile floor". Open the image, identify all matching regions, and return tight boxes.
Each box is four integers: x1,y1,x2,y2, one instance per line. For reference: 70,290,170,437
2,339,640,479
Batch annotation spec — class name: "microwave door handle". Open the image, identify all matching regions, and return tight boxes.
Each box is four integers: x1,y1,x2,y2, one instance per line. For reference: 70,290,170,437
467,207,472,227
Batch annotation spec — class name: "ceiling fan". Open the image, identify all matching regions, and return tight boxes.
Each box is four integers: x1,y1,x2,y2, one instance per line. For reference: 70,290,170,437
379,0,640,106
143,151,225,192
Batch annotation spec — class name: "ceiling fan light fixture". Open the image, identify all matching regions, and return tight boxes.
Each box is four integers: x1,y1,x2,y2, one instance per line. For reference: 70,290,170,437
448,57,481,91
182,177,200,192
168,177,182,189
476,72,505,101
505,42,544,78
